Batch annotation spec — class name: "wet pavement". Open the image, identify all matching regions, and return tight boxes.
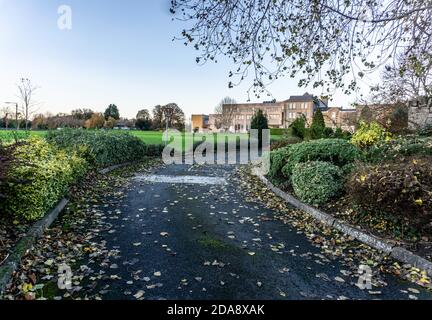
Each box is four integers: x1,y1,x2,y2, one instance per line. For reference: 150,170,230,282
83,163,432,300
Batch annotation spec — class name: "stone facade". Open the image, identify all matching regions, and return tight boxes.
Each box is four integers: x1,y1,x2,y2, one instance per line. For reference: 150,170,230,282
191,93,357,133
408,98,432,130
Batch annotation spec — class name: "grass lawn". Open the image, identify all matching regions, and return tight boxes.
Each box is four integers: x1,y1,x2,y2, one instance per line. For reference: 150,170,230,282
0,130,282,144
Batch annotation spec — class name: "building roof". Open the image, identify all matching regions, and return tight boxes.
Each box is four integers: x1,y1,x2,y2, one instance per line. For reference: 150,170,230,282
285,92,314,102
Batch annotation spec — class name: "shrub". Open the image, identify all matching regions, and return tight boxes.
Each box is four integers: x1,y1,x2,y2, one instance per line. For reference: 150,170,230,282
268,146,292,180
281,139,361,179
289,115,307,139
270,128,289,136
270,137,302,151
292,161,344,205
0,138,88,221
365,136,432,163
351,121,392,148
310,109,326,139
418,124,432,137
46,129,151,167
346,157,432,231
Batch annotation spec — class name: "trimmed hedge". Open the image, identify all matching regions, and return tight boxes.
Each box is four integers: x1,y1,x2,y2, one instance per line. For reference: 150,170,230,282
280,139,360,179
268,146,292,180
292,161,344,205
346,157,432,230
0,138,88,221
46,129,153,167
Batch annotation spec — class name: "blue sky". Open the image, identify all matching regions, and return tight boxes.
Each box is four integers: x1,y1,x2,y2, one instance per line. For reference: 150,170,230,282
0,0,373,119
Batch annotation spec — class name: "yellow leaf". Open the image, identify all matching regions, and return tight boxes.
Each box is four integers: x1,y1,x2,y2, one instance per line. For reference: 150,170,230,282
415,199,423,206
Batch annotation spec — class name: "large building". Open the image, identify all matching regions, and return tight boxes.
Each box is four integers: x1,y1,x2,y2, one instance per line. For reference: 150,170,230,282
191,93,357,133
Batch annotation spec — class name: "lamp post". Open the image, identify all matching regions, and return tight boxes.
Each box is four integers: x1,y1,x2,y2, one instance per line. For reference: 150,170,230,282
5,102,19,130
162,104,175,145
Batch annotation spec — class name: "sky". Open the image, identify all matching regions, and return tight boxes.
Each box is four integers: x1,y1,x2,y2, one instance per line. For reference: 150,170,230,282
0,0,378,120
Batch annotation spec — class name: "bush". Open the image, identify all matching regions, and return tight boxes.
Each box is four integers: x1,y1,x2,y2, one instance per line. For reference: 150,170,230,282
351,121,392,148
270,137,302,151
292,161,344,205
268,146,292,180
346,157,432,231
46,129,151,167
289,115,307,139
270,128,289,136
418,124,432,137
365,136,432,163
281,139,361,179
0,138,88,221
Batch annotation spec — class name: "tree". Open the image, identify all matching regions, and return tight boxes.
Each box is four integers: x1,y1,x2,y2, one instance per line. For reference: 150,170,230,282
104,117,117,129
171,1,432,96
371,47,432,103
104,104,120,120
0,107,11,129
135,109,152,130
310,109,326,139
250,109,269,147
152,104,185,131
289,114,307,139
72,108,94,120
214,97,236,131
17,78,39,130
85,113,105,129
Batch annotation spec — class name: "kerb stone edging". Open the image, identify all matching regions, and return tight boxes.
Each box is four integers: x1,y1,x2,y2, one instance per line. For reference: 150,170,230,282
252,168,432,277
0,162,133,295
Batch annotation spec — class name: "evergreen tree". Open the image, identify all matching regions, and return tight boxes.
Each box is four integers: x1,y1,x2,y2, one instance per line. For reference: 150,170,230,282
310,109,326,139
104,104,120,120
251,109,269,148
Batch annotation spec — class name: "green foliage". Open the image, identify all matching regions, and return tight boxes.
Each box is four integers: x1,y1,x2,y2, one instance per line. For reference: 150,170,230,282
46,129,152,167
104,104,120,120
135,118,152,131
310,109,326,139
418,124,432,137
270,128,289,136
251,109,269,130
365,136,432,163
268,146,292,180
346,157,432,231
292,161,344,205
251,109,269,147
281,139,361,179
270,136,302,151
289,115,307,139
351,121,392,148
0,138,88,221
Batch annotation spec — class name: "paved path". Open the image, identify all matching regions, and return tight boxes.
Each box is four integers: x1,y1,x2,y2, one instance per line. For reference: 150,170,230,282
81,163,432,300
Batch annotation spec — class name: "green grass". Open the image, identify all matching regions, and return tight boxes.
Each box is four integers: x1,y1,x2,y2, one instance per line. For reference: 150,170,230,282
0,130,281,144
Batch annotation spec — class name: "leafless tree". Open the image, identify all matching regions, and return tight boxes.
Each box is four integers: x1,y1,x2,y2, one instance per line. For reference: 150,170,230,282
214,97,236,131
171,0,432,97
16,78,39,130
371,47,432,104
1,106,11,129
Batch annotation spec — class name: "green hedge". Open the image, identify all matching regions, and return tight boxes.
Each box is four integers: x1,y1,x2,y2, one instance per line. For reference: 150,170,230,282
270,128,290,136
281,139,360,179
268,146,292,180
292,161,344,205
46,129,154,167
0,138,88,221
